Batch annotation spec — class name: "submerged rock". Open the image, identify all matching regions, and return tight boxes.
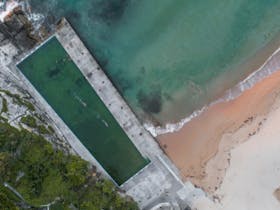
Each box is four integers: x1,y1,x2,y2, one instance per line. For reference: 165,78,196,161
137,88,162,114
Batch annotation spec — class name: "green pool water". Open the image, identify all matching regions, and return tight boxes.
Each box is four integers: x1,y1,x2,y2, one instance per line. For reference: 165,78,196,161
17,37,149,185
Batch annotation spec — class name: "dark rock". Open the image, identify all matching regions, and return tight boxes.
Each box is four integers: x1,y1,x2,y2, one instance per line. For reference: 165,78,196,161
0,32,4,42
4,14,24,35
14,30,36,51
0,20,34,49
0,6,45,51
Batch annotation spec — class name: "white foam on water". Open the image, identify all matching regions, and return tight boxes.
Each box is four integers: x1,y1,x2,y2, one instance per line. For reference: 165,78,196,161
0,0,19,22
144,106,207,137
21,0,45,31
20,1,280,138
145,46,280,137
27,12,44,23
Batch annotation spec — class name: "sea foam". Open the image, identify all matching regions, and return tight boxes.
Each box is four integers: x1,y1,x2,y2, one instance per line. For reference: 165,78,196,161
23,0,280,138
21,0,45,31
144,46,280,137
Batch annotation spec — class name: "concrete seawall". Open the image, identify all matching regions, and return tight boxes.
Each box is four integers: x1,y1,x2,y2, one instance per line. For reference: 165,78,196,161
8,18,213,209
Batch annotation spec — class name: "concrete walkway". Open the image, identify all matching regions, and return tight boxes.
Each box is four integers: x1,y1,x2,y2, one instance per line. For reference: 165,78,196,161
7,18,214,209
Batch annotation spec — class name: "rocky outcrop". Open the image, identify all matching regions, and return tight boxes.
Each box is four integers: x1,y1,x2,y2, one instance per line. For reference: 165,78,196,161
0,5,47,52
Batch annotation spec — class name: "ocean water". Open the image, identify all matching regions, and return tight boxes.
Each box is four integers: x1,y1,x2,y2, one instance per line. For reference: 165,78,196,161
28,0,280,126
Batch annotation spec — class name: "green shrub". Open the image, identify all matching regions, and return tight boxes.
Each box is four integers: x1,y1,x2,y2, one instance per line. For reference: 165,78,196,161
0,90,35,111
22,101,35,112
20,115,37,128
37,125,50,135
0,122,139,209
47,125,55,134
0,192,19,210
1,97,8,113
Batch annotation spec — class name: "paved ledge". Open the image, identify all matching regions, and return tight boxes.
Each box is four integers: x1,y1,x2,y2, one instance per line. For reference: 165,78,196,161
8,18,213,209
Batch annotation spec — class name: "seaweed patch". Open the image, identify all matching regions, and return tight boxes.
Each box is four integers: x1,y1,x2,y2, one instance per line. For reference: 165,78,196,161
90,0,130,25
137,88,162,114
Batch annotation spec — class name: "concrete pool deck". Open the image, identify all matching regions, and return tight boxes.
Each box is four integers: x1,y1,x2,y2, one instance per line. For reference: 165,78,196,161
7,18,215,209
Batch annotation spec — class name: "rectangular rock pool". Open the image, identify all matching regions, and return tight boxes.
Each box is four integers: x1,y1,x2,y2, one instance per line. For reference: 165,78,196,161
17,37,149,185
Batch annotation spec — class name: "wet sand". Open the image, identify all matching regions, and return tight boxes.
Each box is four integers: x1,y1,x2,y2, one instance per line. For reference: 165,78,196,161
212,97,280,210
157,69,280,193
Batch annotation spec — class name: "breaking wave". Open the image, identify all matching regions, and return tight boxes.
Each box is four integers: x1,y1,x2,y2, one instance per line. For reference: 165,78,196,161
21,0,45,30
145,46,280,137
21,0,280,137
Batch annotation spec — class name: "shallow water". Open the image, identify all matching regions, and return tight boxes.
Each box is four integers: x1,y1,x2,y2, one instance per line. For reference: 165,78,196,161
28,0,280,125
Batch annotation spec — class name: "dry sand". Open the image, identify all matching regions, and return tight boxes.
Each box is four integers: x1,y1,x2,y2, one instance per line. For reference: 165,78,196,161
157,70,280,193
207,97,280,210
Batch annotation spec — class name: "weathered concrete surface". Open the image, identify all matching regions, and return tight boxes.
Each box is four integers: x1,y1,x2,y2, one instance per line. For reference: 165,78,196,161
8,62,114,183
54,18,208,209
7,18,216,209
0,40,71,154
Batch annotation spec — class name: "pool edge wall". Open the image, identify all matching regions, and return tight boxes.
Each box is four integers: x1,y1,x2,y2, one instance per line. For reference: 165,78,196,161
17,35,149,186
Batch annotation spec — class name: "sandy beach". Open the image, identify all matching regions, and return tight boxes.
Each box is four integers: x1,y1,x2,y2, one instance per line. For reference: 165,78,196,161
192,91,280,210
213,102,280,210
157,69,280,194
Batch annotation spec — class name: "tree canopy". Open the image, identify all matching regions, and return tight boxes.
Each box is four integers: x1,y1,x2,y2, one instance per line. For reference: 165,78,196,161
0,121,138,209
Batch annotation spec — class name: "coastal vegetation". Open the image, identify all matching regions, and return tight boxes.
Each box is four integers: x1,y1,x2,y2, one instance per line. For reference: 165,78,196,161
18,36,149,185
1,97,8,113
0,90,35,112
20,115,37,128
0,121,138,209
20,115,54,136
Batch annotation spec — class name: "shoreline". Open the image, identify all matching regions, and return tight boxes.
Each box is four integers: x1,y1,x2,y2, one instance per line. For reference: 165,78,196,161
156,68,280,193
145,32,280,137
208,91,280,210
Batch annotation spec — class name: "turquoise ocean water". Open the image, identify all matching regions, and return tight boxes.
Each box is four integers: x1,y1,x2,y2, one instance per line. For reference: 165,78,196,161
28,0,280,126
